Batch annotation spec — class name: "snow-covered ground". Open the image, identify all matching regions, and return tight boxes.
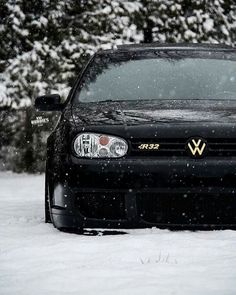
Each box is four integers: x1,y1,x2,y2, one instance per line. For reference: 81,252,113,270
1,172,236,295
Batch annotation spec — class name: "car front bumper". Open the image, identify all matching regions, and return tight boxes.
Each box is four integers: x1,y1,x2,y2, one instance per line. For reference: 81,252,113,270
50,156,236,230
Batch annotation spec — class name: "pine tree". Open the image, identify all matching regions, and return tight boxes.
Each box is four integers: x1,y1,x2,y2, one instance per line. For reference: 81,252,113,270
0,0,66,172
132,0,236,44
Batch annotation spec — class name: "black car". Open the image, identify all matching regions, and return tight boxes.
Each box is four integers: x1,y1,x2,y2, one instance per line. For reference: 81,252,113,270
35,43,236,231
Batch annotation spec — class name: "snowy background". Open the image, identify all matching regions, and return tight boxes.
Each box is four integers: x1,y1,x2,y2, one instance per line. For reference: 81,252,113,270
1,172,236,295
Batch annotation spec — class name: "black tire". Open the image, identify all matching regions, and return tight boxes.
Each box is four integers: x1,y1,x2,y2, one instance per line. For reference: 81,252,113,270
45,168,52,223
45,191,51,223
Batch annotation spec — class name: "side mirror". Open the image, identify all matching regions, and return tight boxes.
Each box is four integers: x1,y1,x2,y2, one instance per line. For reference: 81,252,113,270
35,94,64,111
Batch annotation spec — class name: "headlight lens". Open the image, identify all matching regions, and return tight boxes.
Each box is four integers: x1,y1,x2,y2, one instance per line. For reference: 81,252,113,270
73,133,128,158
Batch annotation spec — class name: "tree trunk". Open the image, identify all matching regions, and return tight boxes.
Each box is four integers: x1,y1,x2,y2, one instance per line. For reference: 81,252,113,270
23,107,34,173
143,19,153,43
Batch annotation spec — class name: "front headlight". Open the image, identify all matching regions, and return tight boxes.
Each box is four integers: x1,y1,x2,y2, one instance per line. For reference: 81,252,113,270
73,133,128,158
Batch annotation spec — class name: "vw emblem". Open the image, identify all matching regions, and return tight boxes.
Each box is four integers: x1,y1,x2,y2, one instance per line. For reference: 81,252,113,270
186,137,207,158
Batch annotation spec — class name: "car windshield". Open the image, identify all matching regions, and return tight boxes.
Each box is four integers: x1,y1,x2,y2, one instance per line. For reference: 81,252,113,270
74,51,236,103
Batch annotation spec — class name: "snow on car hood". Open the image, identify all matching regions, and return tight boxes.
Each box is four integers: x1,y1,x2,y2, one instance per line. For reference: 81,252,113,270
70,99,236,126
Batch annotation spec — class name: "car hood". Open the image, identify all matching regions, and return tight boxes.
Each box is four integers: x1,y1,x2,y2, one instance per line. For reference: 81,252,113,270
70,100,236,126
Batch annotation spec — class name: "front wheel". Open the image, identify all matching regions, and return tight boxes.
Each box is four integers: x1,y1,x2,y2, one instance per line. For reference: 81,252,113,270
45,168,52,223
45,192,51,223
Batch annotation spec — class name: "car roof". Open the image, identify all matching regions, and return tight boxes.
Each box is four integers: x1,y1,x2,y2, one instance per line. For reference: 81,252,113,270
98,43,235,54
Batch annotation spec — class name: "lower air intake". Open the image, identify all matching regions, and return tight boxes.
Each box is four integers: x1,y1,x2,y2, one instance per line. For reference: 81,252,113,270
137,193,236,225
76,192,126,220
